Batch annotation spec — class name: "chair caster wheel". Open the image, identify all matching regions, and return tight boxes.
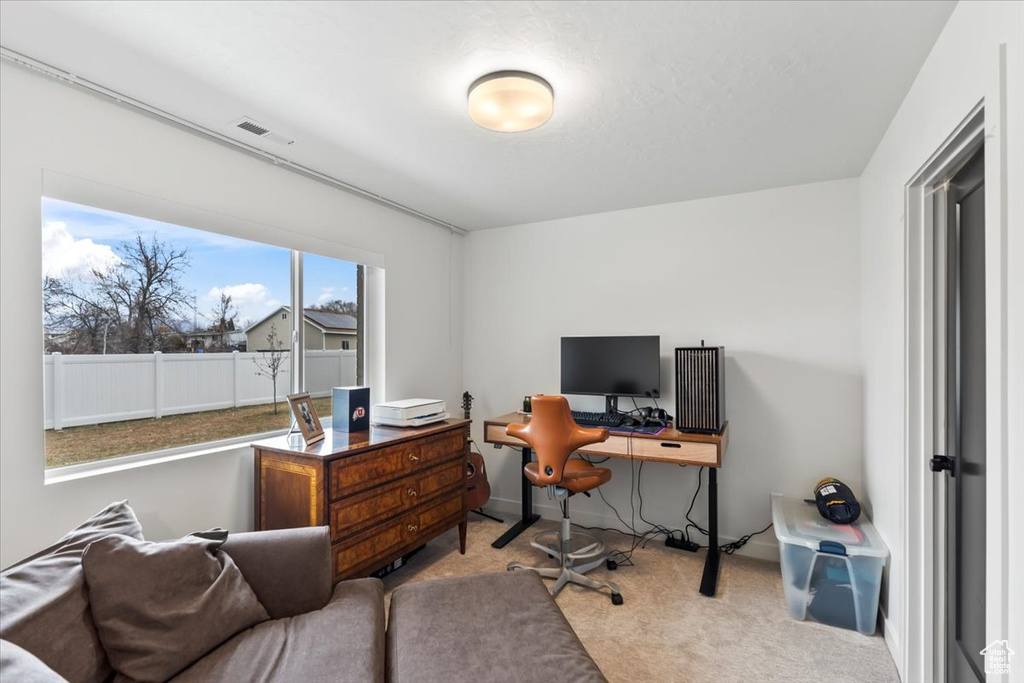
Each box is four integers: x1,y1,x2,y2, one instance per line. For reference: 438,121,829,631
606,559,617,571
611,593,623,606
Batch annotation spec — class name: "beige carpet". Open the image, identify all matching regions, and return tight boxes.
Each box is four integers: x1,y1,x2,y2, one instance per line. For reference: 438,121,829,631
381,516,898,683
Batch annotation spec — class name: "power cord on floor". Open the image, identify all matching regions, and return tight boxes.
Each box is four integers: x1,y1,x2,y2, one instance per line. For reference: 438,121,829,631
576,452,684,566
674,466,773,554
580,460,773,557
718,523,774,555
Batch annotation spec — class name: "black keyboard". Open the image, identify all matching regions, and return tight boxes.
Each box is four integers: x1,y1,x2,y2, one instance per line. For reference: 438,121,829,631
571,411,625,428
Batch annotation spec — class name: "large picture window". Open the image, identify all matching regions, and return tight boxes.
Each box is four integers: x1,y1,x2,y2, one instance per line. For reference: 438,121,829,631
42,197,363,470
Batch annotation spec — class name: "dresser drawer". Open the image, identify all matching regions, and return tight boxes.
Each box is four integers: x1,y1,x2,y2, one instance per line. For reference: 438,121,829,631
332,490,464,579
328,441,422,500
328,429,465,500
421,429,467,466
328,459,465,542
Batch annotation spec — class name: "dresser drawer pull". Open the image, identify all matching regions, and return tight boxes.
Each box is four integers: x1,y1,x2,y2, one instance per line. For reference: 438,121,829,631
406,488,418,498
408,453,420,462
407,524,419,533
660,442,682,448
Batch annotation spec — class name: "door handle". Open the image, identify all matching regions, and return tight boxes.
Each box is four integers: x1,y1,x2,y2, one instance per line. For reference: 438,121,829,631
930,455,954,475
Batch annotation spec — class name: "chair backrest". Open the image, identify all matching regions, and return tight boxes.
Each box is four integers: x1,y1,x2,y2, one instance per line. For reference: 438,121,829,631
506,395,609,486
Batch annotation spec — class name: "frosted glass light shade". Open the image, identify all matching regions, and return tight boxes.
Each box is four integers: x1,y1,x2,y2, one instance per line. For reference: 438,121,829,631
467,71,554,132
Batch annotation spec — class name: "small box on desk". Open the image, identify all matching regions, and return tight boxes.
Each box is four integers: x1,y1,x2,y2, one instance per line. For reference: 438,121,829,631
332,386,370,432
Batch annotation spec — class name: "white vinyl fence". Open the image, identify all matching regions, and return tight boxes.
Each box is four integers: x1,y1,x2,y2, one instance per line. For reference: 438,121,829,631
44,350,357,430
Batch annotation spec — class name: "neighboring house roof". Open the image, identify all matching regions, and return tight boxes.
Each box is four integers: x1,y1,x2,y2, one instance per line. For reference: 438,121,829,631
303,309,356,332
244,306,290,333
245,306,356,335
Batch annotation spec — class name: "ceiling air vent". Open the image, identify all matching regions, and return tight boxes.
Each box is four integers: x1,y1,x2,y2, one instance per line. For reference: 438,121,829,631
230,117,296,146
237,119,270,136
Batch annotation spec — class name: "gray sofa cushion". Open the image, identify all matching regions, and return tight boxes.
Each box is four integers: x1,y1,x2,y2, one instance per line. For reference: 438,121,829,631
386,570,606,683
0,639,67,682
0,501,143,683
82,533,270,682
170,578,385,683
220,528,333,619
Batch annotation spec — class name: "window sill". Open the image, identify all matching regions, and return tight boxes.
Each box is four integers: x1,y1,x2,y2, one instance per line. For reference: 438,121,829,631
44,429,288,485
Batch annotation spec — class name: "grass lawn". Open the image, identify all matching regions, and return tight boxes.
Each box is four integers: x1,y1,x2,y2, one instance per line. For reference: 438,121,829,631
45,397,333,469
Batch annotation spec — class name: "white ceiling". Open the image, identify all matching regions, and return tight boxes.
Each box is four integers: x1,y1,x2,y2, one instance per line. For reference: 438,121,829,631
0,1,956,231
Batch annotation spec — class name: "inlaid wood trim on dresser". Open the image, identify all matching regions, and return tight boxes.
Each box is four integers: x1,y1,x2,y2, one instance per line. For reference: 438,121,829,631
253,419,470,583
259,457,322,529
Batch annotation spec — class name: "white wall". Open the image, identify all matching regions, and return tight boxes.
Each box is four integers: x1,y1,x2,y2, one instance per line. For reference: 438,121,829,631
464,178,861,561
859,1,1023,678
0,63,464,566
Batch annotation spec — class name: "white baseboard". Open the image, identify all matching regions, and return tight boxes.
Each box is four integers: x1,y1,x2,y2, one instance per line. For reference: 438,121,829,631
482,495,780,563
880,604,903,681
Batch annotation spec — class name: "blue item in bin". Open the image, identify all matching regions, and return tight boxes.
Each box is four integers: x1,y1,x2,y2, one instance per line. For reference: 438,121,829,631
807,556,858,631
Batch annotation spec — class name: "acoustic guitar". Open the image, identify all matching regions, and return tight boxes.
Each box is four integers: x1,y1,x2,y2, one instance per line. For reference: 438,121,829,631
466,450,492,510
462,392,492,510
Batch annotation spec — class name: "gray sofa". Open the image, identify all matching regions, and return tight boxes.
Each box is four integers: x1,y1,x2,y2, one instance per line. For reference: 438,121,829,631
0,503,604,683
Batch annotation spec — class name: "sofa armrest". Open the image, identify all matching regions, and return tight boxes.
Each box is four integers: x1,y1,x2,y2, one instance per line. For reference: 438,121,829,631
221,527,332,619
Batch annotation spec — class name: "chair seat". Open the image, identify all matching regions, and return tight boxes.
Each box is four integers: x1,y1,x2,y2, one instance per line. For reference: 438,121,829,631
525,458,611,493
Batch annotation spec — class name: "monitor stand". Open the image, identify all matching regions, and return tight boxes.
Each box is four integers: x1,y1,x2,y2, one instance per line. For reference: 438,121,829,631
605,395,620,415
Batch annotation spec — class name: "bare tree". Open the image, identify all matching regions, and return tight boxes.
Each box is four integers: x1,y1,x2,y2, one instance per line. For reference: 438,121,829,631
44,234,191,354
43,276,113,353
253,324,287,414
208,293,238,351
309,299,357,316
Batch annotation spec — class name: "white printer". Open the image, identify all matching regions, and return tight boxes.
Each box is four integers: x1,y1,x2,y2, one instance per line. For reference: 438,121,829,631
372,398,448,427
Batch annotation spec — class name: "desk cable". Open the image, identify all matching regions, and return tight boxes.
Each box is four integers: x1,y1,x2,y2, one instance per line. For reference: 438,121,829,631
677,466,774,555
578,457,773,558
576,436,685,566
506,432,772,557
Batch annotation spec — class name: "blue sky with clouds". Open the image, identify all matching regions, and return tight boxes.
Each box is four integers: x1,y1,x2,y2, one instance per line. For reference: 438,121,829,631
41,198,357,328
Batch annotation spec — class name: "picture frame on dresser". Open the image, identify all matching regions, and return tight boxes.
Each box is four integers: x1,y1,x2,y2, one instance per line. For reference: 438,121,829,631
287,392,325,445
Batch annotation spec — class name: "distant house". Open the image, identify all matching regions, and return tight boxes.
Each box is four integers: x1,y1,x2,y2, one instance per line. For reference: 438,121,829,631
246,306,357,352
184,329,247,353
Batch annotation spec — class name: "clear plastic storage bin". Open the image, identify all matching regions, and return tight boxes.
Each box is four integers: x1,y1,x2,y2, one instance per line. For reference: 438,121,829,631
771,493,888,635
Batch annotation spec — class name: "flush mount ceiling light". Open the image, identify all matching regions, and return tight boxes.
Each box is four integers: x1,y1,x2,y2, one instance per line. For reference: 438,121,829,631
467,71,554,133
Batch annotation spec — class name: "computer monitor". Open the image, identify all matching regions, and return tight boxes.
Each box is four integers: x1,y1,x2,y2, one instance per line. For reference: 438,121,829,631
560,335,660,413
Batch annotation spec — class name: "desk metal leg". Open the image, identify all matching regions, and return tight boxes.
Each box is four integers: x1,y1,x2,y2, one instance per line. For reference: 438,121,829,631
491,447,541,548
699,467,721,596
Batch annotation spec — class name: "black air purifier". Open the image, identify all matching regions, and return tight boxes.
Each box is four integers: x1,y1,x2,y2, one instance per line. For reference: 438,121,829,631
674,347,726,434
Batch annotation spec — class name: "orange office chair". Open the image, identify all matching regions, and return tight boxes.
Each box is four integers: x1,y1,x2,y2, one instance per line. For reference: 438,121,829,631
506,395,623,605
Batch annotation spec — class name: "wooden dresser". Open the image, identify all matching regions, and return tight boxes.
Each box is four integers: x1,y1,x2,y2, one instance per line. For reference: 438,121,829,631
252,419,470,582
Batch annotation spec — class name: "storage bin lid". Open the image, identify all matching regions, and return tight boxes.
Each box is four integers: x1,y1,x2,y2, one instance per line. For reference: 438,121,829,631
771,493,888,558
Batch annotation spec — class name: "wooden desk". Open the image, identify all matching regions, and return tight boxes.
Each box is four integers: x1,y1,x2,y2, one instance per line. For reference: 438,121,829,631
253,419,470,583
483,413,728,597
